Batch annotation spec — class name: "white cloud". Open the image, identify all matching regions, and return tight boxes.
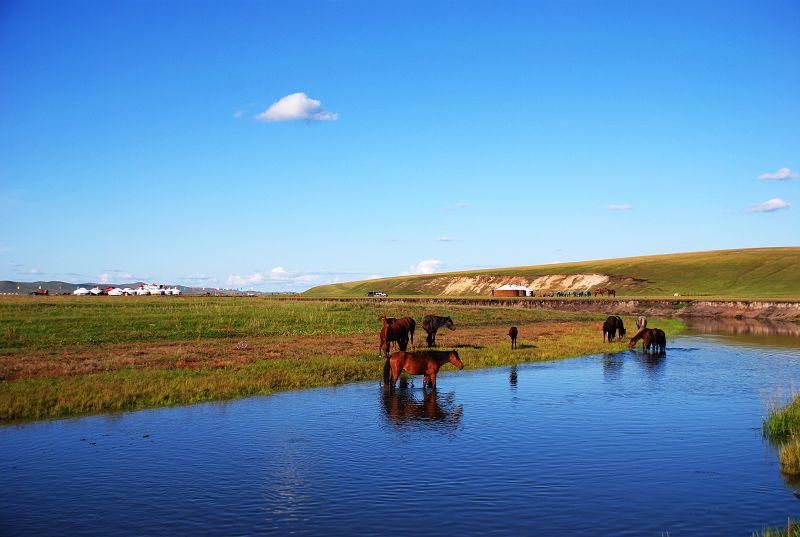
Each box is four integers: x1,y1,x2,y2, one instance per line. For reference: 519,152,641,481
456,202,470,209
750,198,791,213
227,272,265,286
184,274,213,282
255,93,338,122
233,110,244,119
410,259,443,275
758,167,799,181
99,271,134,284
294,274,322,285
436,236,455,242
607,203,633,211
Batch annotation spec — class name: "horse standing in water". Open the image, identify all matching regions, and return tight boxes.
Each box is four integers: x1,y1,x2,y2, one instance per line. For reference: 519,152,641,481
383,350,464,391
422,315,455,348
628,327,666,353
508,326,518,349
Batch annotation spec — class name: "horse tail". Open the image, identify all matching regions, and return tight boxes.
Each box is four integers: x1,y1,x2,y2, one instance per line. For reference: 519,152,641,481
383,357,392,387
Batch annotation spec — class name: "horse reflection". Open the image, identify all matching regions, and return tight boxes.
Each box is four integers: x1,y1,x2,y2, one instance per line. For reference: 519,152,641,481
509,365,518,388
380,388,463,430
602,354,624,381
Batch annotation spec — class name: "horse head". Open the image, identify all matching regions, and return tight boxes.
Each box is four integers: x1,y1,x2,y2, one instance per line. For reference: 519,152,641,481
444,317,455,331
449,350,464,370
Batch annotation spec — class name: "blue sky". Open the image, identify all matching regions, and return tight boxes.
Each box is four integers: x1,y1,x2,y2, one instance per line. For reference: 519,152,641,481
1,0,798,291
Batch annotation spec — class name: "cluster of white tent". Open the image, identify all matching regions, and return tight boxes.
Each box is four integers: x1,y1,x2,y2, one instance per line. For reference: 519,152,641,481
73,284,182,296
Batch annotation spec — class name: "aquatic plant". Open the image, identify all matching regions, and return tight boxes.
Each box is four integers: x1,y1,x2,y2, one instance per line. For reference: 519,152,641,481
780,441,800,476
763,392,800,440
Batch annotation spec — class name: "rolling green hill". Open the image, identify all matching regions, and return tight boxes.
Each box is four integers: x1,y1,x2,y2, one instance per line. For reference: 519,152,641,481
305,248,800,299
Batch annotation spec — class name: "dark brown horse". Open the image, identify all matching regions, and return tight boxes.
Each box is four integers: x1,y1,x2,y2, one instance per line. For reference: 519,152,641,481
378,316,415,354
383,350,464,390
508,326,518,349
379,316,412,357
422,315,455,347
607,288,616,297
594,288,607,296
613,315,626,339
603,315,618,342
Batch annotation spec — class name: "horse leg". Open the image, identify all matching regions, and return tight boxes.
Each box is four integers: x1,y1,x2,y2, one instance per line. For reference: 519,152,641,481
428,371,437,390
390,362,402,390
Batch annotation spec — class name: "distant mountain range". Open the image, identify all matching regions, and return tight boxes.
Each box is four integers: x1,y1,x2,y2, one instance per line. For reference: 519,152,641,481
0,280,237,295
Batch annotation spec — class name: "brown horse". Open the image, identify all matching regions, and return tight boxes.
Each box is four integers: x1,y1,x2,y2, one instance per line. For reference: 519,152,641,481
607,289,616,297
594,288,607,296
628,327,666,353
508,326,518,349
378,316,416,356
383,350,464,390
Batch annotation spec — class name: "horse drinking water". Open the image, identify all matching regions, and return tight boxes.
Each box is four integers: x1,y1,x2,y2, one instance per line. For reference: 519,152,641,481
383,350,464,391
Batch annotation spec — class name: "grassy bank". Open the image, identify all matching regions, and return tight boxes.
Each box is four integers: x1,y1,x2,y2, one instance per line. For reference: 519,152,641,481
306,247,800,298
764,393,800,477
0,296,683,422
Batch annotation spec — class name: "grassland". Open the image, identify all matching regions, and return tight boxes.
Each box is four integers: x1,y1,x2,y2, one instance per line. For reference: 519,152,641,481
305,247,800,298
0,295,683,422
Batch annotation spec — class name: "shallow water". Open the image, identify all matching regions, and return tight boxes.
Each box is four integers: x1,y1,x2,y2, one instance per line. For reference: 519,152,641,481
2,323,799,536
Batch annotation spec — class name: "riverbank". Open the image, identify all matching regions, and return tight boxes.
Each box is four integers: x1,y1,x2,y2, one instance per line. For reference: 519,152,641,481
0,296,683,423
300,297,800,321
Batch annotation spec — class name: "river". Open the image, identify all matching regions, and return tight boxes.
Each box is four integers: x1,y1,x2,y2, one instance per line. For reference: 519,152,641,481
1,320,798,536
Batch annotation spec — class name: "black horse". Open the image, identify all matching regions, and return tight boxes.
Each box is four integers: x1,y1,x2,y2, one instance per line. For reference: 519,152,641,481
508,326,518,349
613,316,626,339
422,315,455,348
603,315,626,342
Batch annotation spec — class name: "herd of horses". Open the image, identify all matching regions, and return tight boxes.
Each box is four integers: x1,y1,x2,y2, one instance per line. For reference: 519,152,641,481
604,314,667,353
380,311,666,392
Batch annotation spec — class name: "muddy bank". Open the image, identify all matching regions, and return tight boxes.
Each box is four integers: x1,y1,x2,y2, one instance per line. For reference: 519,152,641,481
304,297,800,321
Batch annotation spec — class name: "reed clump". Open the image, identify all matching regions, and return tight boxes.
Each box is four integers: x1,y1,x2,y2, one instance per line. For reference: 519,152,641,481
764,394,800,440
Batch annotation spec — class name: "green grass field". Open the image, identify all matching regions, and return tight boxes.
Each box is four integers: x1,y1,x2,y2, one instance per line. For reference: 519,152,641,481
0,296,683,422
305,247,800,298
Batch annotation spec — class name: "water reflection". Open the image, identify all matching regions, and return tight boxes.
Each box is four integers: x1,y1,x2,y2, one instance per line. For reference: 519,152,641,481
686,318,800,349
687,318,800,337
509,366,518,389
634,351,666,377
602,354,624,382
380,388,463,431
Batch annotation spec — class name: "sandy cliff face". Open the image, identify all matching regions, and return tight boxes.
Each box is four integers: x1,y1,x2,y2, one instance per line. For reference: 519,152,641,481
432,273,612,295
